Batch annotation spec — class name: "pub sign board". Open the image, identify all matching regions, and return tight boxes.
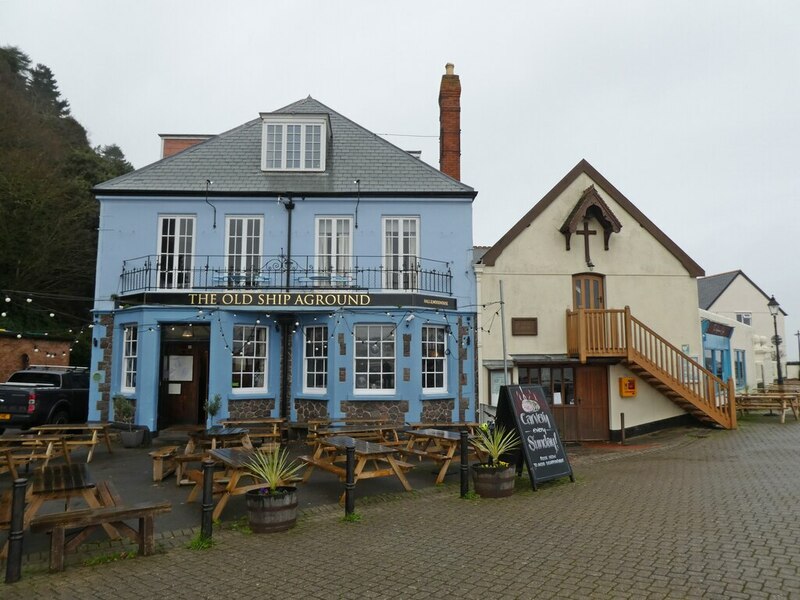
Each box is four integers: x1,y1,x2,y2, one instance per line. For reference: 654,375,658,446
495,384,574,491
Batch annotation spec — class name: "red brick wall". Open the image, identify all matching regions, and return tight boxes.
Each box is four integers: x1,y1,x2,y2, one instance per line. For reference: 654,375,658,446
438,63,461,181
0,337,70,382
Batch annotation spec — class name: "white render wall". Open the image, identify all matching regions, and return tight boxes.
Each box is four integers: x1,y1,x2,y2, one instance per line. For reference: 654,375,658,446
704,274,786,385
699,308,757,390
477,171,704,430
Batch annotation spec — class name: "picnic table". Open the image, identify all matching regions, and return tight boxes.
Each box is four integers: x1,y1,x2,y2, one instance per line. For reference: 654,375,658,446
736,393,800,423
184,427,253,454
0,434,72,479
185,447,287,520
315,424,401,445
398,428,475,484
300,436,413,503
0,463,117,559
30,423,114,462
218,418,284,447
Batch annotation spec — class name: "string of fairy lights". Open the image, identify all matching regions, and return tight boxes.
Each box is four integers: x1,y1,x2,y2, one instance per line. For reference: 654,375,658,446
0,290,96,357
1,286,505,362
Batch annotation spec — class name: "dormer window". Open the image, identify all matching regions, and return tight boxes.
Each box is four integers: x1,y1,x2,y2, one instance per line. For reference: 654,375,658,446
260,114,328,172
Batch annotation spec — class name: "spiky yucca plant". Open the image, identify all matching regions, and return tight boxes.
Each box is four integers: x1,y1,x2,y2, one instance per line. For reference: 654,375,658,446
246,446,304,494
471,424,520,467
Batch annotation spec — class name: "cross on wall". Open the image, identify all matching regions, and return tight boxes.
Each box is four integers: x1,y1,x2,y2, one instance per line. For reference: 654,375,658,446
574,218,597,266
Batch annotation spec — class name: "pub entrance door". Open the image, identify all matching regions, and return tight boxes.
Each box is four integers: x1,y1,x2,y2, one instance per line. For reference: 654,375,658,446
158,325,210,430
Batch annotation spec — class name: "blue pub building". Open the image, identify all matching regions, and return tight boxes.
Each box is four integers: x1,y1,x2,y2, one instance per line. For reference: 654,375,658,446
89,66,477,432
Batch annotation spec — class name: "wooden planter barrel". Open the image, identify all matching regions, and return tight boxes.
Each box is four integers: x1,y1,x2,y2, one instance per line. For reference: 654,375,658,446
471,464,516,498
245,487,298,533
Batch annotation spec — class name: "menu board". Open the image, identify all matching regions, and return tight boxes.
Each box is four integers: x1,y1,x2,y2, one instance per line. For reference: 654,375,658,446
496,384,574,490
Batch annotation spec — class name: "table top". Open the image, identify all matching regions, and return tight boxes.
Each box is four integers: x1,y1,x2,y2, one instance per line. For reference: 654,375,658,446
32,423,107,432
406,428,462,441
189,427,249,439
208,447,259,469
32,463,94,495
317,424,396,436
321,436,397,456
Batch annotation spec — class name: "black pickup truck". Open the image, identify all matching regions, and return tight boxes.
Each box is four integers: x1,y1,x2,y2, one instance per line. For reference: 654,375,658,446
0,366,89,433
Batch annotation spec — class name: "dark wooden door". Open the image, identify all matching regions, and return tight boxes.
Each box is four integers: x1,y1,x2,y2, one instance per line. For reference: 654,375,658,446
158,341,208,429
574,365,609,440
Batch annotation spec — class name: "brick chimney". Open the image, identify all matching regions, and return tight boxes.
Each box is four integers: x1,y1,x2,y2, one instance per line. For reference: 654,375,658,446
159,134,213,158
438,62,461,181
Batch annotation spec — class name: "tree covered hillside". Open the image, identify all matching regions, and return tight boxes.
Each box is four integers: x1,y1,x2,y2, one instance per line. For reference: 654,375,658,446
0,45,133,364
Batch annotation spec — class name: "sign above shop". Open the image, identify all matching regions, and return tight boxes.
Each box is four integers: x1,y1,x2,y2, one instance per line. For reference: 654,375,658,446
120,291,457,310
705,321,734,338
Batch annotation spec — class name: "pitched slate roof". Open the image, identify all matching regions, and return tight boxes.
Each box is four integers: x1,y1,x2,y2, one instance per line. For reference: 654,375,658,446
94,97,475,197
698,270,787,314
478,159,704,277
697,270,740,310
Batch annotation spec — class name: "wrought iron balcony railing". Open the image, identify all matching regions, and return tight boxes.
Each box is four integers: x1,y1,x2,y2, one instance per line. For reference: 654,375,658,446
119,254,452,296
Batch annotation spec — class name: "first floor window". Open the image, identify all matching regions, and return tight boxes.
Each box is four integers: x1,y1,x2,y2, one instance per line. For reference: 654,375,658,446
232,325,268,390
354,324,395,392
122,325,138,391
735,313,752,326
304,326,328,391
421,325,446,391
518,366,575,405
734,349,746,388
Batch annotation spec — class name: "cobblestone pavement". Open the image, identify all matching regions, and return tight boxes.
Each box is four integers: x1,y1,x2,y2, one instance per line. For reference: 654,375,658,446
5,417,800,599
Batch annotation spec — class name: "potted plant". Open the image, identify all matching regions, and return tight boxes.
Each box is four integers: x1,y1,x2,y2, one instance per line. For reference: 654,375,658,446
113,394,144,448
204,394,222,428
470,423,521,498
244,445,304,533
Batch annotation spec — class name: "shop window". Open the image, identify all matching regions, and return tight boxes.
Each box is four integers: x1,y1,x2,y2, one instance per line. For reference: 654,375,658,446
354,324,395,393
421,325,446,392
232,325,268,391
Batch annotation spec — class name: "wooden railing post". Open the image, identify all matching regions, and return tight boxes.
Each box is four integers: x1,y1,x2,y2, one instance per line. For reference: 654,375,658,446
624,306,633,362
577,309,587,364
728,378,737,429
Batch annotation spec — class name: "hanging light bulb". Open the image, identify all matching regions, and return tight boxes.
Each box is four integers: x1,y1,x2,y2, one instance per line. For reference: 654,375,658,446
1,312,5,317
26,298,32,303
4,297,9,303
49,312,55,318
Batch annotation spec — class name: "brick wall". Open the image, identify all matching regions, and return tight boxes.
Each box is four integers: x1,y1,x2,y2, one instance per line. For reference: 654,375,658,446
0,337,70,382
438,63,461,181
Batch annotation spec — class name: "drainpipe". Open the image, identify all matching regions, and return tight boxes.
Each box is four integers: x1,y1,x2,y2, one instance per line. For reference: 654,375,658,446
282,196,295,291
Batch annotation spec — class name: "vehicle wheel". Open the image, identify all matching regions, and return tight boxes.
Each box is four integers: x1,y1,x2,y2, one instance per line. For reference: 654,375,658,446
49,410,70,425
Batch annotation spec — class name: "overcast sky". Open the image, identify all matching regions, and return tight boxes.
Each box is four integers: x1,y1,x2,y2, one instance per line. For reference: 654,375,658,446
2,1,799,359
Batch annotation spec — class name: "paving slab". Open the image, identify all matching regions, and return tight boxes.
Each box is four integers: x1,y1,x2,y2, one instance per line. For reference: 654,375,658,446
3,417,798,598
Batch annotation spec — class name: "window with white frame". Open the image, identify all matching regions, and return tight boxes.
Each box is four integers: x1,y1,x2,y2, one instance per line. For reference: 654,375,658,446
316,217,351,285
158,215,195,289
261,116,326,171
354,324,395,392
225,216,263,285
735,312,752,326
304,325,328,391
122,325,138,392
383,217,419,290
231,325,268,390
421,325,446,392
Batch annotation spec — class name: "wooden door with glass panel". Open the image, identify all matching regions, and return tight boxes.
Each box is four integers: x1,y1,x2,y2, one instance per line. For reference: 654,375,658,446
518,365,577,441
573,274,605,309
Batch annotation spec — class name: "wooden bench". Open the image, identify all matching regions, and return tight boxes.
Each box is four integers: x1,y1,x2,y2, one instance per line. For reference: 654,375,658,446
407,421,481,434
298,454,347,478
218,418,285,447
30,501,172,572
149,445,181,482
31,424,114,463
736,394,799,423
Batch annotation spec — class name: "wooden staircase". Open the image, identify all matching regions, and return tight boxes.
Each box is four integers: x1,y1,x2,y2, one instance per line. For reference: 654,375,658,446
566,307,736,429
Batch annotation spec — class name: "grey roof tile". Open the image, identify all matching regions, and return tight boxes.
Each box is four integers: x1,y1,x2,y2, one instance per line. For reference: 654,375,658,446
96,97,475,196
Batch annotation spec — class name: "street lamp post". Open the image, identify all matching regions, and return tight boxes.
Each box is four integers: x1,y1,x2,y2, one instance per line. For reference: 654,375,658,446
767,295,784,386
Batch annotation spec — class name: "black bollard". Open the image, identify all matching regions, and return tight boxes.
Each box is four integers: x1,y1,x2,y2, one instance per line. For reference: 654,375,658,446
5,478,27,584
200,459,215,540
344,441,355,516
460,429,469,497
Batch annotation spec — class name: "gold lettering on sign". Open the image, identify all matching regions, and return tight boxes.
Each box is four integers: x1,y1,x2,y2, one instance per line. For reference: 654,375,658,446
187,292,376,306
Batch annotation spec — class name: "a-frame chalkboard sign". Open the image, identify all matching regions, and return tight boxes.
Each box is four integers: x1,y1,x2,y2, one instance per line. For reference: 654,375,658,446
495,385,574,491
